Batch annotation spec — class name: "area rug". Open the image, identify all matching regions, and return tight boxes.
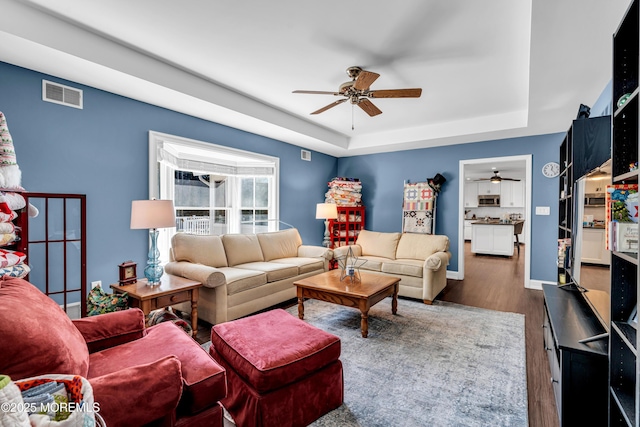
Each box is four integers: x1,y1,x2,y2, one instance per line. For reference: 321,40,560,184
207,298,528,427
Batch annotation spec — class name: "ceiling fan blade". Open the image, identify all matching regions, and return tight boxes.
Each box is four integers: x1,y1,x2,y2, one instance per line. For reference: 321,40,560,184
502,178,521,181
293,90,341,95
353,70,380,90
358,99,382,117
369,88,422,98
310,99,347,115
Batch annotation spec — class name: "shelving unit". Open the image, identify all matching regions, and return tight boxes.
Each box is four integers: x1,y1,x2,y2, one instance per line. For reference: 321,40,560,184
558,129,574,284
610,1,640,425
547,113,611,425
328,206,365,248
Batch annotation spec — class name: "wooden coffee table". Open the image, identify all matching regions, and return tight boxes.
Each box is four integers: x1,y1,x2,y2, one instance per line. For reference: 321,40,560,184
294,269,400,338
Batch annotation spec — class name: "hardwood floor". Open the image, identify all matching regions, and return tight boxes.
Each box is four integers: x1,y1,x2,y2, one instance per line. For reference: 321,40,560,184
191,241,559,427
439,242,559,427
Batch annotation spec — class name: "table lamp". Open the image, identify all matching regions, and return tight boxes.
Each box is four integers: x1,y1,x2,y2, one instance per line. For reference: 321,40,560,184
131,199,176,285
316,203,338,248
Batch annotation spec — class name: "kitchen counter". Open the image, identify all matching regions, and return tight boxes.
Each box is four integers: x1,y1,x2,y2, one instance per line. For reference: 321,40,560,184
471,220,524,256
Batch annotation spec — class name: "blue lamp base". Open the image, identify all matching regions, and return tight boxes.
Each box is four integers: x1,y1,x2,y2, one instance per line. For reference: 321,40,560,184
144,228,164,285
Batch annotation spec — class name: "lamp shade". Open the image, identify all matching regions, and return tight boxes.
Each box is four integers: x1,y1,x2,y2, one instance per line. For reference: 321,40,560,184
315,203,338,220
130,199,176,229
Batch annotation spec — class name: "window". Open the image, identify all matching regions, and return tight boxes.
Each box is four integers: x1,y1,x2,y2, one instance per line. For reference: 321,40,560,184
148,131,280,262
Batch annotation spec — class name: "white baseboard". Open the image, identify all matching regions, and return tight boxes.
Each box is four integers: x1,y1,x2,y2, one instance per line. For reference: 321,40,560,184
446,270,462,280
527,279,554,290
62,301,82,319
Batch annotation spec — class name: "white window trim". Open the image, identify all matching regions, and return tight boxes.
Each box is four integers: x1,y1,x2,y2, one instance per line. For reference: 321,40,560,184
148,131,281,261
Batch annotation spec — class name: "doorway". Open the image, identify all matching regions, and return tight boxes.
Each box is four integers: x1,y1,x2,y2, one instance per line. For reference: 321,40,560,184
458,155,532,288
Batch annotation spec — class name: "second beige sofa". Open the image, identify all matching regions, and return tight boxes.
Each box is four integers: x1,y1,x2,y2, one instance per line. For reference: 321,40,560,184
333,230,451,304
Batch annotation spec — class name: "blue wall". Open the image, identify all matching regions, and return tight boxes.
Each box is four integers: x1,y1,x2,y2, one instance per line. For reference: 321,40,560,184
337,133,564,282
0,61,338,285
1,59,597,287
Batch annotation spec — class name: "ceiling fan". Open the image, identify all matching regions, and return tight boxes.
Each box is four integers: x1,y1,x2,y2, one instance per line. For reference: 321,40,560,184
292,66,422,117
475,171,521,183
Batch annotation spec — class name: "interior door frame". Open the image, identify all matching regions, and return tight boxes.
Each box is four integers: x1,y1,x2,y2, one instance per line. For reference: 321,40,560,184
458,154,533,288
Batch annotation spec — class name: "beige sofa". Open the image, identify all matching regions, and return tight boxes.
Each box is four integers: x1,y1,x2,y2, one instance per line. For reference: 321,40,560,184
165,228,332,325
333,230,451,304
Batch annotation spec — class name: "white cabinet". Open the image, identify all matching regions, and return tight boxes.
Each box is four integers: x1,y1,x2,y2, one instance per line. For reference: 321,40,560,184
500,181,524,208
464,220,473,240
581,228,610,265
464,182,478,207
477,181,500,195
471,223,514,256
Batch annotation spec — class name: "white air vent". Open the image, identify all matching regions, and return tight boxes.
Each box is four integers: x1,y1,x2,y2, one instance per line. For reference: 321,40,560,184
301,149,311,161
42,80,83,109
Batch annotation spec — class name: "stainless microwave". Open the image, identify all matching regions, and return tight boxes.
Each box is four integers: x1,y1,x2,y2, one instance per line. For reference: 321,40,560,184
478,195,500,207
585,193,606,206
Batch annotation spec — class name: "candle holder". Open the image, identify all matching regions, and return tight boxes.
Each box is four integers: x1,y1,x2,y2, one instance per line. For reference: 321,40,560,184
336,246,367,283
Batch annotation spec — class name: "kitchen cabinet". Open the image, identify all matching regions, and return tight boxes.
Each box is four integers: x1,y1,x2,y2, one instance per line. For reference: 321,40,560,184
471,222,514,256
477,181,500,195
464,220,474,240
581,228,610,266
500,180,524,208
464,182,478,207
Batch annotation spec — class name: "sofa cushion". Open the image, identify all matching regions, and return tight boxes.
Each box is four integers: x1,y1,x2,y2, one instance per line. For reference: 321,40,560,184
356,230,401,260
381,259,424,278
219,267,267,295
222,234,265,266
233,262,298,283
356,256,388,272
0,277,90,379
395,233,449,260
88,321,226,413
171,233,228,268
257,228,302,261
271,257,324,274
210,309,341,393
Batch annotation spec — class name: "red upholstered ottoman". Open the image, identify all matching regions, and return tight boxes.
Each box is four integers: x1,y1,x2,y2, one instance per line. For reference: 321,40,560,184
209,308,343,427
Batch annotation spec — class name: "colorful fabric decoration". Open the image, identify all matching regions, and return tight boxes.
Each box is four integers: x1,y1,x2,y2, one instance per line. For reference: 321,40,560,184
148,309,193,336
0,249,26,268
403,181,436,234
86,286,129,316
0,263,30,279
325,177,363,207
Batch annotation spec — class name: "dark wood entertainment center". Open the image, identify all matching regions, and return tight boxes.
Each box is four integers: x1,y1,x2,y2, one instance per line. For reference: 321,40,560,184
547,113,611,426
542,284,608,426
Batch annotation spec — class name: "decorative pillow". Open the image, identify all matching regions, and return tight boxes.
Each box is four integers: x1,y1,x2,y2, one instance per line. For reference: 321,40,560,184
0,248,26,268
0,262,30,279
86,286,129,316
147,309,193,336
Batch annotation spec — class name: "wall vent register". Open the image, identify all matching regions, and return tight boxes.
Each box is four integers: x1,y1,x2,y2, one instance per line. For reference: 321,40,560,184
42,80,83,109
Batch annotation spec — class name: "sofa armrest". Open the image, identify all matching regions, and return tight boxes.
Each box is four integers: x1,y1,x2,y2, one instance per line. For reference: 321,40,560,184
298,245,333,260
332,245,362,259
165,261,226,288
424,251,451,271
90,355,183,427
73,309,146,353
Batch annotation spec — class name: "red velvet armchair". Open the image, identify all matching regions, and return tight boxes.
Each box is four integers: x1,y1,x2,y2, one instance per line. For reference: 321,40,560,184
0,277,226,427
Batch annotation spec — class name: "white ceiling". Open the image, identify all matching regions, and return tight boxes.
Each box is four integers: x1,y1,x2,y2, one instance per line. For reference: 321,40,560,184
0,0,632,157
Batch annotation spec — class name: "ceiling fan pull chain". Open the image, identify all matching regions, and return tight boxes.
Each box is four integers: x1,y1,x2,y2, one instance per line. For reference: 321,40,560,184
352,104,355,130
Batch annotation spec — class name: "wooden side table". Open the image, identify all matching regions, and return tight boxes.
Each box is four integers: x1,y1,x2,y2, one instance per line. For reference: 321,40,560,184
110,274,202,337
